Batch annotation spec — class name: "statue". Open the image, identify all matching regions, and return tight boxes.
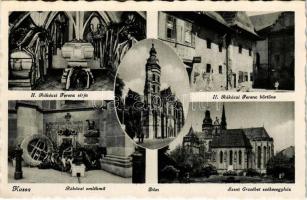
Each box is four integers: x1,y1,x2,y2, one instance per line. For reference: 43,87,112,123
84,120,100,144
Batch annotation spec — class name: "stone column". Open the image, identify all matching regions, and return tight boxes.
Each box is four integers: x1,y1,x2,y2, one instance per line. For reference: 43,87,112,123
16,104,41,145
100,102,135,177
69,20,74,41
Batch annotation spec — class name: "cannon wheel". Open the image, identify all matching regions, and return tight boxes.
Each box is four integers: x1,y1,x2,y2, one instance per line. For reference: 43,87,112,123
21,134,54,167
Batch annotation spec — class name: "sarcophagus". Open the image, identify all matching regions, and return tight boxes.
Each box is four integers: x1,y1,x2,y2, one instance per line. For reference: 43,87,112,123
62,42,94,60
10,51,33,71
10,51,33,79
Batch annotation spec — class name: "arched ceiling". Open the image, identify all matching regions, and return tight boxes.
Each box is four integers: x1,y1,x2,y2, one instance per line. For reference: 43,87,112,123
10,11,145,32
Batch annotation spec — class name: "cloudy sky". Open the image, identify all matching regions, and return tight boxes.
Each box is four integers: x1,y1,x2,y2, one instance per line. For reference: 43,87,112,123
169,102,294,153
116,39,190,116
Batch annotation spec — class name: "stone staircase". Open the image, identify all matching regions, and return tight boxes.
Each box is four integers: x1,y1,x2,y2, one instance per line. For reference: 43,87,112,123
100,155,132,178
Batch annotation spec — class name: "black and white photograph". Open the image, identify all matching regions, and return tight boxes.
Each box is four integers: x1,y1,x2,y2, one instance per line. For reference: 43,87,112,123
158,11,294,92
158,102,295,183
8,100,146,183
115,39,190,149
9,11,146,90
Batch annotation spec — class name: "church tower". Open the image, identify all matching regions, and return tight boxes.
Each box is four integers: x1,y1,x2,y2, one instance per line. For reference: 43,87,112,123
143,43,162,139
202,110,213,136
144,43,161,107
221,104,227,130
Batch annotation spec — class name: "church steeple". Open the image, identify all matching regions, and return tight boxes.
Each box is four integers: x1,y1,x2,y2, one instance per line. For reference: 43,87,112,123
144,43,161,107
221,104,227,130
202,110,213,132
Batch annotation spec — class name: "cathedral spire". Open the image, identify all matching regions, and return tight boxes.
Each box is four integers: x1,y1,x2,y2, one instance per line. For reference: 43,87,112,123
221,104,227,130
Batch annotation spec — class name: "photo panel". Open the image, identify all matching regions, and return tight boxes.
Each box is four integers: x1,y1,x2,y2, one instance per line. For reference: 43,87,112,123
157,11,294,92
8,100,146,184
8,11,146,91
159,102,295,184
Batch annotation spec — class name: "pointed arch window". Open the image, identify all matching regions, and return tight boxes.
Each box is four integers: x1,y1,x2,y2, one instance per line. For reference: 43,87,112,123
229,150,233,165
239,150,242,165
220,151,223,164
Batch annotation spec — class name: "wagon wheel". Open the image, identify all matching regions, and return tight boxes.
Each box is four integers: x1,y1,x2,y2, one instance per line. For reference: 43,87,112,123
62,146,73,158
28,138,49,162
21,134,54,166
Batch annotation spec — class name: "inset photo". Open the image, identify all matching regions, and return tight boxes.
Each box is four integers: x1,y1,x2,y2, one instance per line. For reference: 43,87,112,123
158,11,294,92
158,102,294,183
8,100,146,183
115,39,190,149
9,11,146,90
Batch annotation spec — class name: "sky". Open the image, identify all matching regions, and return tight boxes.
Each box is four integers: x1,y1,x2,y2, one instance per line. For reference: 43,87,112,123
246,12,276,16
169,102,294,153
116,39,190,117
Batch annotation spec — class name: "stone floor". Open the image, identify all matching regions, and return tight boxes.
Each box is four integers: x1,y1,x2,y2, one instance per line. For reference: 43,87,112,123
135,138,174,149
34,69,114,91
8,165,131,183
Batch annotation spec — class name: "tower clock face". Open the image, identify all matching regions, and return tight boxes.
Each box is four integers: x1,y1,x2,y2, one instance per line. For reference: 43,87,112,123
114,39,190,149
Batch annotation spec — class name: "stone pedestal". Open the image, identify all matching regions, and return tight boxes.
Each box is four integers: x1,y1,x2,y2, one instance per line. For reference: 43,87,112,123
71,164,85,177
101,102,135,177
100,155,132,178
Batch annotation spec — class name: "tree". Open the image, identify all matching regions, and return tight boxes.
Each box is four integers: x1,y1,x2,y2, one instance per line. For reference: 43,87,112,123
267,153,295,181
169,145,205,177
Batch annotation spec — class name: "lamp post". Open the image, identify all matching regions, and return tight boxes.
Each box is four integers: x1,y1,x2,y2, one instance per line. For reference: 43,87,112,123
14,145,23,180
132,149,145,183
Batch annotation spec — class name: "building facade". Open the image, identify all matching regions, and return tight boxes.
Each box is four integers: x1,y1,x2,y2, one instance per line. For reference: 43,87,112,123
158,11,259,91
250,12,294,90
183,105,274,173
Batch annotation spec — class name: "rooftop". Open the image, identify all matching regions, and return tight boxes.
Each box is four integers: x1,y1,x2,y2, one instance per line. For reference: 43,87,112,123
211,129,252,148
249,12,282,31
218,11,259,38
243,127,273,141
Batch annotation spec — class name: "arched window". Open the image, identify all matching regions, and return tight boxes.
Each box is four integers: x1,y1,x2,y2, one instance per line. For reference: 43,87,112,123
220,151,223,164
239,150,242,165
268,146,271,160
257,146,262,168
219,65,223,74
263,146,267,165
229,150,233,165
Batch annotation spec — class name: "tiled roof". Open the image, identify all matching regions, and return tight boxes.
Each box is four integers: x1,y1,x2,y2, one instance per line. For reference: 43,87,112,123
200,12,230,27
184,127,200,143
242,127,273,141
250,12,282,31
218,11,259,37
211,129,252,148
